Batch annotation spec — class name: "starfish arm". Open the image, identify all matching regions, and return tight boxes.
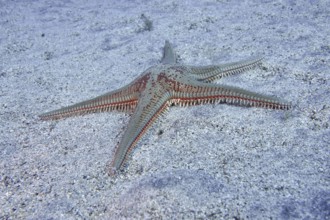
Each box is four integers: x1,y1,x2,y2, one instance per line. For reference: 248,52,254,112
173,82,291,110
187,56,263,82
161,40,177,64
109,90,171,175
39,84,140,120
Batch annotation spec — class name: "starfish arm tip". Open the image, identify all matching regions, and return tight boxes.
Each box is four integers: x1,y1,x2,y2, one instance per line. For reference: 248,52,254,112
108,167,118,176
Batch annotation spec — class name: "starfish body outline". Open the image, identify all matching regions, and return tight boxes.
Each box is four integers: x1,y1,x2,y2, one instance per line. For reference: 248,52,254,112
40,41,291,175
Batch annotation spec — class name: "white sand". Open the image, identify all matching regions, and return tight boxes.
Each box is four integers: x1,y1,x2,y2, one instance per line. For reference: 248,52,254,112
0,0,329,219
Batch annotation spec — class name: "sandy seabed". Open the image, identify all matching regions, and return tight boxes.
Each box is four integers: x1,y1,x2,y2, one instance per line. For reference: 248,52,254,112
0,0,329,219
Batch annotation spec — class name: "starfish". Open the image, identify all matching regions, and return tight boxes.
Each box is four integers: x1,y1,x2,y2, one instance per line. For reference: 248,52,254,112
40,41,291,176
